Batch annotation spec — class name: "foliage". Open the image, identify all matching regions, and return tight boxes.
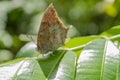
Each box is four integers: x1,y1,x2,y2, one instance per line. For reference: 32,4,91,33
0,0,120,62
0,25,120,80
0,0,120,80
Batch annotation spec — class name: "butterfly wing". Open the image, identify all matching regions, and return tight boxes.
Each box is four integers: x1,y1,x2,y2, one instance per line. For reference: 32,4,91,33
37,4,68,54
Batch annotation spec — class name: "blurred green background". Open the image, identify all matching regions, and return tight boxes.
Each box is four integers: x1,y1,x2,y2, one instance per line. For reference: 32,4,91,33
0,0,120,62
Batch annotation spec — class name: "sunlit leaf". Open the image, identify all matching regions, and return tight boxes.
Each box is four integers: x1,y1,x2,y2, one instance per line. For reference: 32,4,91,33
101,25,120,36
101,25,120,42
0,58,45,80
76,39,120,80
64,36,100,56
16,42,37,58
49,51,76,80
37,50,66,77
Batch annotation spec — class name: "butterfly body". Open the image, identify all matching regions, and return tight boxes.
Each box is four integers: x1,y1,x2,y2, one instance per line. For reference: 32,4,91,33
37,4,68,54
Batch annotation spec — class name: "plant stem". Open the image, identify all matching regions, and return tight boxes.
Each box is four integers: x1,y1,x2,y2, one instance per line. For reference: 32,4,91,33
64,35,120,51
65,44,86,51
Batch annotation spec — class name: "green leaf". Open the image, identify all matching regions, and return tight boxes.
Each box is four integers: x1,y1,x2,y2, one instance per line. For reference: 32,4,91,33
1,38,120,80
101,25,120,36
37,50,66,77
65,36,99,48
101,25,120,44
64,36,100,56
76,39,120,80
16,42,37,58
49,50,76,80
0,58,45,80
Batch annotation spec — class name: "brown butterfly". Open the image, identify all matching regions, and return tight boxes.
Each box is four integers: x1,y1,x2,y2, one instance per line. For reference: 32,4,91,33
37,3,68,54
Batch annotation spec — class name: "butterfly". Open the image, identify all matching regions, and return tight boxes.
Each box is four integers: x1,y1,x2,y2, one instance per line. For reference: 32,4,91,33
37,3,68,54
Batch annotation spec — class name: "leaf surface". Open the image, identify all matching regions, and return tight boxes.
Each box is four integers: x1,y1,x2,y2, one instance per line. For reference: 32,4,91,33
76,39,120,80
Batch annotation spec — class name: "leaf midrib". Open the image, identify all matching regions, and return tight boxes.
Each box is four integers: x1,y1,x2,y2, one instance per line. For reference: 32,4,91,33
100,40,108,80
116,48,120,80
12,60,26,80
